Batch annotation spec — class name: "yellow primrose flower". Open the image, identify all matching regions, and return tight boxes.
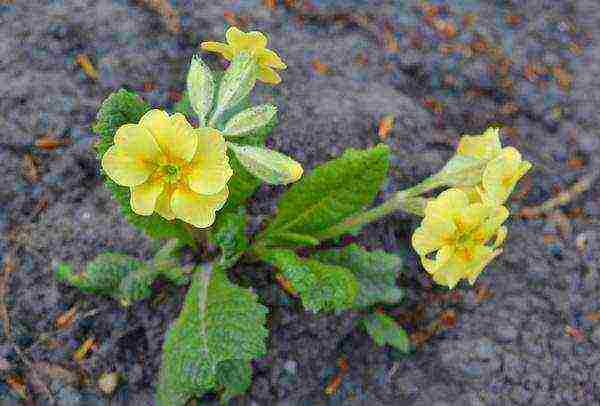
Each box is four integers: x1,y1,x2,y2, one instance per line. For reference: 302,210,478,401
480,147,532,205
201,26,287,84
411,188,509,289
454,127,531,204
456,127,503,161
101,109,233,228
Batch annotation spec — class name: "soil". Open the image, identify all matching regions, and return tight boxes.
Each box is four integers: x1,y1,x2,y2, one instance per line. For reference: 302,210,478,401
1,0,599,405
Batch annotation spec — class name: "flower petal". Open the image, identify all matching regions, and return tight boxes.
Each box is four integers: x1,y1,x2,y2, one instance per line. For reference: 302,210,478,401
200,41,234,60
494,226,507,248
171,186,229,228
102,125,162,187
187,128,232,195
457,127,502,161
256,48,286,69
155,186,176,220
474,205,509,244
130,178,165,216
455,203,489,233
412,216,456,256
465,246,502,285
258,66,282,84
139,110,197,162
425,188,470,220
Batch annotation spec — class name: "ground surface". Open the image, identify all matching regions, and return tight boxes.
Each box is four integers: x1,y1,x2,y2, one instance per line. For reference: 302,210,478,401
1,0,600,405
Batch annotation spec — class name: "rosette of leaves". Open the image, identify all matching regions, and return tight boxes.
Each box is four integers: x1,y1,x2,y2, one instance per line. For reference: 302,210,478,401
58,48,411,405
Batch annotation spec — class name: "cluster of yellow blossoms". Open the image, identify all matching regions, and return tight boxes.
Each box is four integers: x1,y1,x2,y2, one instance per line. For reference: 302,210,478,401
412,128,531,289
102,27,288,229
201,27,287,84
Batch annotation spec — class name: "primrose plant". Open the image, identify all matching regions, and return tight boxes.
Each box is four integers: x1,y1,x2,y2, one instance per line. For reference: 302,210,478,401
56,27,531,404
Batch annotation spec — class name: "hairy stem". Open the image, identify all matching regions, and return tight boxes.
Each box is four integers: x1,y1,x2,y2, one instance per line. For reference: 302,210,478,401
314,175,444,241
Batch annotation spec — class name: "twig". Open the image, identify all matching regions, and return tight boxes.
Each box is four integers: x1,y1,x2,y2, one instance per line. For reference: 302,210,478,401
137,0,181,34
520,170,599,218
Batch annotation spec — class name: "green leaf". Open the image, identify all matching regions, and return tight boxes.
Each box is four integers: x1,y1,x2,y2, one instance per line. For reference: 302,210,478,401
223,104,277,139
363,313,410,353
187,55,215,126
215,359,253,404
210,53,258,126
55,253,142,296
116,265,156,306
56,248,189,306
260,145,390,244
208,207,248,269
157,265,268,405
258,249,359,313
313,244,404,308
93,89,150,159
228,143,303,185
93,89,193,245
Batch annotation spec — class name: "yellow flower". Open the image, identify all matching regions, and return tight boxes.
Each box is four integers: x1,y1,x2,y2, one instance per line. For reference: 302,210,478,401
201,26,287,84
455,127,531,204
480,147,532,205
456,127,503,161
411,189,508,289
101,109,233,228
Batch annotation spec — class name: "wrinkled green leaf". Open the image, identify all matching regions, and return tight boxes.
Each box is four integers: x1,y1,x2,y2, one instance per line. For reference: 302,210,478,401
258,249,359,313
260,145,390,245
363,313,410,353
187,55,214,126
93,89,193,244
215,359,253,404
223,104,277,139
210,52,258,125
157,265,268,405
55,253,142,296
313,244,404,308
208,207,248,269
228,143,303,185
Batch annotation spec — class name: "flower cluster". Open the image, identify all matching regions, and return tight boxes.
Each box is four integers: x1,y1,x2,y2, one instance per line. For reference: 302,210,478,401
412,127,531,288
201,26,287,84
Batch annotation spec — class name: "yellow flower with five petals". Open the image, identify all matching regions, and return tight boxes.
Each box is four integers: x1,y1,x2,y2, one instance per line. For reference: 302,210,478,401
411,188,508,289
201,26,287,84
101,109,233,228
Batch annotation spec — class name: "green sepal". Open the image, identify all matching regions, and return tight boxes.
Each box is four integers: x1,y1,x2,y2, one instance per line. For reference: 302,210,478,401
93,89,193,245
438,154,487,187
313,244,404,308
223,104,277,139
259,144,390,245
208,207,248,269
156,265,268,405
228,143,303,185
258,249,359,313
210,52,258,126
187,55,214,126
363,312,411,353
215,359,253,404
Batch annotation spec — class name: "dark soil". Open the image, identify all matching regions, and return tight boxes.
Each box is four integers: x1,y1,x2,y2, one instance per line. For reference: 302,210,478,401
1,0,599,405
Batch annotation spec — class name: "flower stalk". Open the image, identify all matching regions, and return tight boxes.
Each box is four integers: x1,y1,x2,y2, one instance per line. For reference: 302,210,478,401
314,175,445,241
